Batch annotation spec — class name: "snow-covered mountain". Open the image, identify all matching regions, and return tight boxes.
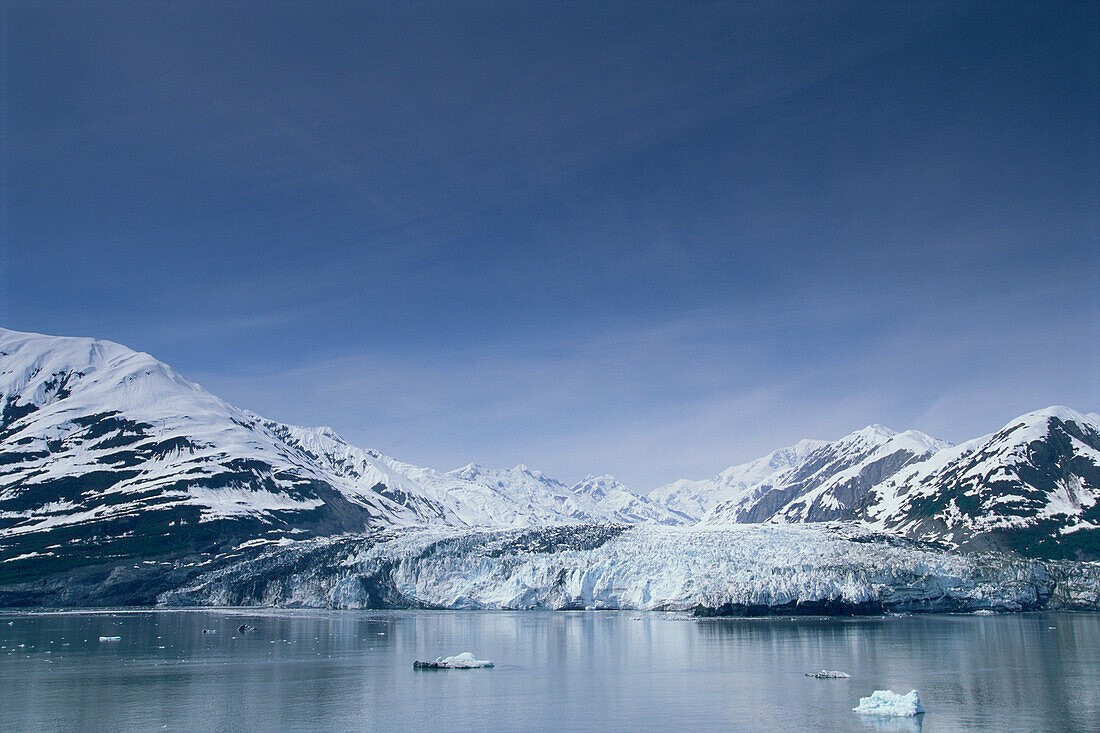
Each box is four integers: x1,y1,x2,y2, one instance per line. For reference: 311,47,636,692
648,439,827,521
861,406,1100,559
269,427,686,528
569,475,689,525
655,425,948,526
2,326,1098,607
0,327,676,586
0,328,443,584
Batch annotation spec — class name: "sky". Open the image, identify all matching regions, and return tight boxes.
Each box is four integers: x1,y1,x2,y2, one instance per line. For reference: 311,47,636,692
1,1,1097,489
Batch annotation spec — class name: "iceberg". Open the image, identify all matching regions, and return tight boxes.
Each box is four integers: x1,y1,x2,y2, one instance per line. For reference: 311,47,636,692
853,689,924,717
98,636,121,642
806,670,850,678
414,652,494,669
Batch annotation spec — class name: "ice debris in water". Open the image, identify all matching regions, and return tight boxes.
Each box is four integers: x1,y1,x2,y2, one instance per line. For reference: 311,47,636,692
806,670,851,679
414,652,494,669
98,636,122,642
853,689,924,717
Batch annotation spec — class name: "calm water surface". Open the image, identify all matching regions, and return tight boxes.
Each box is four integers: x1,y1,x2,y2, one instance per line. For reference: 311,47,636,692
0,610,1097,732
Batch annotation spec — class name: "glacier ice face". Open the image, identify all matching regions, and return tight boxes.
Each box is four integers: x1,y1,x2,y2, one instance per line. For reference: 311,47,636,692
164,523,1100,614
853,689,924,717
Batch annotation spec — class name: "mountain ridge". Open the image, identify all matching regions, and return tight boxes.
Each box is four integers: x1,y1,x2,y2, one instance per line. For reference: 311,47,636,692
2,326,1098,607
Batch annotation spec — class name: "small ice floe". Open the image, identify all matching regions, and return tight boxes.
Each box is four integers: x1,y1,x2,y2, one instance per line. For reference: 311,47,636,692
973,609,995,616
237,624,256,633
413,652,494,670
806,670,851,679
98,636,122,643
201,628,217,635
853,689,924,717
1048,626,1057,630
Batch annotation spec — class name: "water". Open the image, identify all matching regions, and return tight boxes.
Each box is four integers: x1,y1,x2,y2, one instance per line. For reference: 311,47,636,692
0,610,1097,732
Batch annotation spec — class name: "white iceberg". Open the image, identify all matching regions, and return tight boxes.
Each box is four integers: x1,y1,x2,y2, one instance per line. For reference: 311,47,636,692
98,636,122,642
806,669,850,678
853,689,924,717
414,652,494,669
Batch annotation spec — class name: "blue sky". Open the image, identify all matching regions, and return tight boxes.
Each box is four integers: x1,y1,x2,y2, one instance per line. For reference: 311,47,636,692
1,2,1097,488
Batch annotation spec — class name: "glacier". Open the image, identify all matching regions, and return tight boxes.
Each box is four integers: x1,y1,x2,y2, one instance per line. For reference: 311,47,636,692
162,523,1100,613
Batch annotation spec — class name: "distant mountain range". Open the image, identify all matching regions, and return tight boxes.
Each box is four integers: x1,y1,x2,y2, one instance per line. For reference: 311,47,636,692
651,406,1100,559
1,327,1097,607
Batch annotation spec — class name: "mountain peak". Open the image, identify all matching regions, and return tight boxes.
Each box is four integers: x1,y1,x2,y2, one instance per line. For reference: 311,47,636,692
1013,405,1095,427
575,474,619,487
849,423,898,442
451,462,484,477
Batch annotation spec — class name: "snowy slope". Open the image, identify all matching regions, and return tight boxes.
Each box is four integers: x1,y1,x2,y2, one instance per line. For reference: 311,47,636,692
693,425,948,526
0,328,457,581
270,429,685,527
648,439,826,521
861,406,1100,559
568,475,689,525
0,328,680,584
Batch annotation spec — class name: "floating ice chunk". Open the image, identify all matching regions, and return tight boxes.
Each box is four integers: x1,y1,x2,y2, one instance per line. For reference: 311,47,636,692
201,628,217,634
806,670,851,678
972,609,994,615
414,652,494,669
98,636,122,642
854,690,924,717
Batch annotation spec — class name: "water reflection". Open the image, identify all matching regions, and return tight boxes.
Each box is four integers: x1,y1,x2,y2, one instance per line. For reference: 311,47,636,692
857,713,924,733
0,610,1095,732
